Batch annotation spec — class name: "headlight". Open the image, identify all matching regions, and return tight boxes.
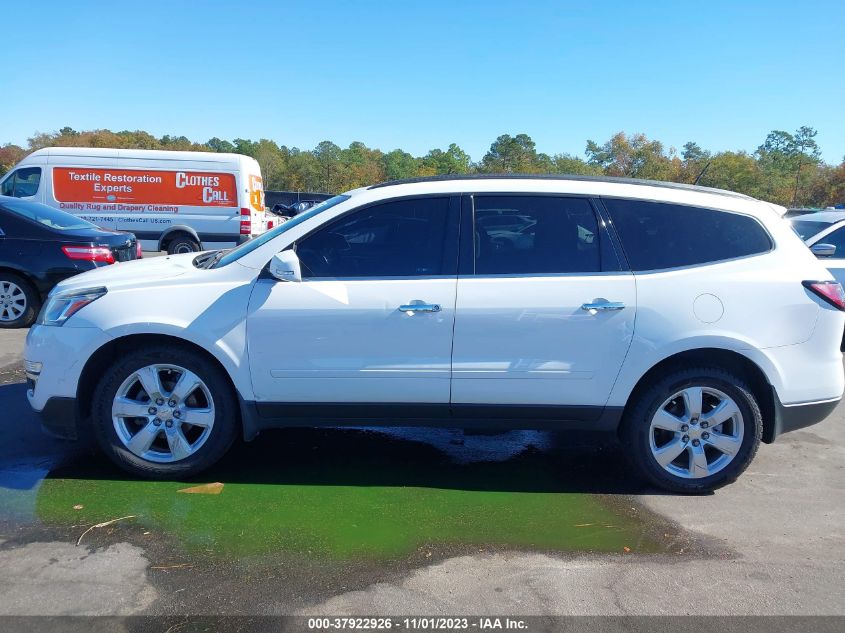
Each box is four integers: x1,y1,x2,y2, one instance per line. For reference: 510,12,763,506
36,287,108,326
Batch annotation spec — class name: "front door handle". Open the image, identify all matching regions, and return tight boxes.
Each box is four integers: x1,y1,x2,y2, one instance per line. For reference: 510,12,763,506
399,302,441,314
581,301,625,312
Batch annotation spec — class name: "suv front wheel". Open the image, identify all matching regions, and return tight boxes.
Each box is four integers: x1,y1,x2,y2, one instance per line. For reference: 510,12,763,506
621,367,763,493
91,346,239,478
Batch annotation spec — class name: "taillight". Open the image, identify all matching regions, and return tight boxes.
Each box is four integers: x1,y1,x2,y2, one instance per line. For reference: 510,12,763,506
240,208,252,235
267,219,275,229
136,241,143,259
803,280,845,311
62,245,115,264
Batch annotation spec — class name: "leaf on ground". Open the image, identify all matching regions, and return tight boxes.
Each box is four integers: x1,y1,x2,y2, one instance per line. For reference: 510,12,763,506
177,482,224,495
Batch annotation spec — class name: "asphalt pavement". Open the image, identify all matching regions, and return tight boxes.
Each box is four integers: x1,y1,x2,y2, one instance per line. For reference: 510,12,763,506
0,326,842,617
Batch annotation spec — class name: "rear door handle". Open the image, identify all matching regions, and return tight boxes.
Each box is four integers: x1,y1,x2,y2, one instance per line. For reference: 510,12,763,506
399,303,441,313
581,301,625,312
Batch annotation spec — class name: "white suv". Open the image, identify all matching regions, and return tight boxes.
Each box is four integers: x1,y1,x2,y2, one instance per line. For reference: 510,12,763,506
24,176,845,492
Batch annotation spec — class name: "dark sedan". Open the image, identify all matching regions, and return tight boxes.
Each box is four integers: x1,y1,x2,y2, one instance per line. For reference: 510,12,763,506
0,196,140,328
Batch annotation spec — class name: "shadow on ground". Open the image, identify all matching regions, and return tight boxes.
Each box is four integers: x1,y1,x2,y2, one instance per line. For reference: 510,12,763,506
1,380,696,563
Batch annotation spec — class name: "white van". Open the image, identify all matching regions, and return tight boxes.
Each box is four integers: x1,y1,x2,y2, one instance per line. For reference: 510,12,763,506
0,147,266,254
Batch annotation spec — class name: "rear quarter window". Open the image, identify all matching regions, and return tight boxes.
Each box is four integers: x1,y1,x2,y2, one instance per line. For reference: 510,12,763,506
603,199,772,271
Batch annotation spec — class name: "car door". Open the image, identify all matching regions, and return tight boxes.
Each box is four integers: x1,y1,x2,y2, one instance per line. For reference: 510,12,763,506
810,224,845,286
247,195,460,412
0,208,28,261
0,211,7,264
450,194,636,422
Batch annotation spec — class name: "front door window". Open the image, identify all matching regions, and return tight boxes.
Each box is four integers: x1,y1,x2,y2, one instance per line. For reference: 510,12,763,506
0,167,41,198
297,197,456,278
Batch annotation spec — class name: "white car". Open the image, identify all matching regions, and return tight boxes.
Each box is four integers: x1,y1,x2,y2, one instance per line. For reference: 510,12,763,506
791,211,845,286
24,176,845,492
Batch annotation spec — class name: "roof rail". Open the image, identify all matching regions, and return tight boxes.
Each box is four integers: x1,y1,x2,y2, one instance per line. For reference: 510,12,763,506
367,173,754,200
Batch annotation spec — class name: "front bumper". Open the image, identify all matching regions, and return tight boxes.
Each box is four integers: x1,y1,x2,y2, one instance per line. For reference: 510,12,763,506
766,391,840,443
36,396,80,440
25,324,111,440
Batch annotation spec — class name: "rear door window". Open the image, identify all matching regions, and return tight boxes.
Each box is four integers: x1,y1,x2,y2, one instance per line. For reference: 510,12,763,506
472,196,601,275
603,198,772,271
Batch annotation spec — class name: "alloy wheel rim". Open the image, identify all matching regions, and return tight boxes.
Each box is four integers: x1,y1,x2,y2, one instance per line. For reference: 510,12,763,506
112,364,215,463
0,281,26,322
648,386,744,479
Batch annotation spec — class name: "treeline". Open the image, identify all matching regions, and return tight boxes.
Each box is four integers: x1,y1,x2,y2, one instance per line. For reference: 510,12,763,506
2,126,844,208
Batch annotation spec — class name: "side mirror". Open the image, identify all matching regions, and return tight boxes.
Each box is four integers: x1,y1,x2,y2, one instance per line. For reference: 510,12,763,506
811,243,836,258
268,249,302,282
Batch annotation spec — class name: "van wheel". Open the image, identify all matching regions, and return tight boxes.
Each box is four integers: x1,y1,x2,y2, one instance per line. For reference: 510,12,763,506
0,273,39,328
91,346,239,479
166,235,200,255
621,367,762,493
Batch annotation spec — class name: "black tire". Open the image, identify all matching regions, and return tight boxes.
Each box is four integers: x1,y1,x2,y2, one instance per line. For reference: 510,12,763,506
91,345,239,479
165,235,201,255
620,367,763,494
0,272,40,329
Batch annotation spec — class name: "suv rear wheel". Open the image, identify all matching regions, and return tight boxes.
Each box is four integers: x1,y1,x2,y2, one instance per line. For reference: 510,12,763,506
621,367,762,493
91,346,238,478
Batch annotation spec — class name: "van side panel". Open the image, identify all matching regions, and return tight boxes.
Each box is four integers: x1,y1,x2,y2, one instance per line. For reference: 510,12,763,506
33,149,265,252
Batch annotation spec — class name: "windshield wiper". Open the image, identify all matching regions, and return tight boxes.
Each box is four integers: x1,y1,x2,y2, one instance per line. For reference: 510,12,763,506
194,250,221,269
206,249,229,269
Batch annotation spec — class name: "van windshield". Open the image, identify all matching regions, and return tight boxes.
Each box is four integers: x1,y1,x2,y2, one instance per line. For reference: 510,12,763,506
212,195,351,268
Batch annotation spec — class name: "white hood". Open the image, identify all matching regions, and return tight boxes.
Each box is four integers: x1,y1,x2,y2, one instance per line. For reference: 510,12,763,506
52,252,198,294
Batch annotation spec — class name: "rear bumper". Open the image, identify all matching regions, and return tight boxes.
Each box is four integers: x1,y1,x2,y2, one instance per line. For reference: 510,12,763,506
35,396,80,440
766,392,840,443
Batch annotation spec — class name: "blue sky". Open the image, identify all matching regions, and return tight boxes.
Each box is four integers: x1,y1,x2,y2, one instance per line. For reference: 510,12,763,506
1,0,843,163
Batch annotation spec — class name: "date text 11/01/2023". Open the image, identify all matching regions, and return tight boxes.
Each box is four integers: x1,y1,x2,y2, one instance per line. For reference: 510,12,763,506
307,617,529,630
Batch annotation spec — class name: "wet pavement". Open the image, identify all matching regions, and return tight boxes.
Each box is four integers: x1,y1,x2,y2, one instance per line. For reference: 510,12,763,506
0,341,708,615
1,329,843,617
32,430,679,562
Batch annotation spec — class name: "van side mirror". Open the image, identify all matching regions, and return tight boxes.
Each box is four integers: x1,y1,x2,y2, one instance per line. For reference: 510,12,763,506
268,250,302,282
811,243,836,258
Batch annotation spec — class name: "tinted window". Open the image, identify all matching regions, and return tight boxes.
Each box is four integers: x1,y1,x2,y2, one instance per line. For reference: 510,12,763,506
0,198,94,231
473,196,600,274
297,197,454,278
817,226,845,257
214,195,350,268
791,219,833,241
604,199,772,271
0,167,41,198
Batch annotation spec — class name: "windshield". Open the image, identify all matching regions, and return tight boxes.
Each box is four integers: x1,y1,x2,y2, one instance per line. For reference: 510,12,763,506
0,197,96,231
213,194,351,268
791,219,835,241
